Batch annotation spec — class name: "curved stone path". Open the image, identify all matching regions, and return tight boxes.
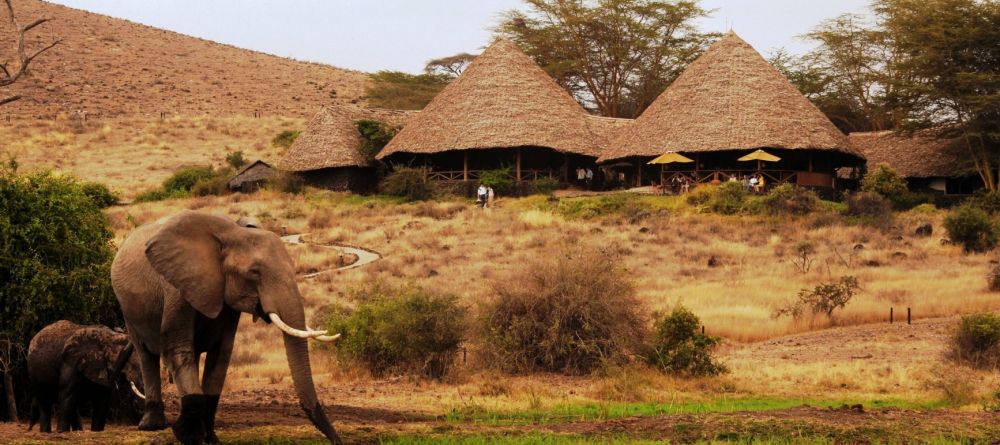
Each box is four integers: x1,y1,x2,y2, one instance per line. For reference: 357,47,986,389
281,233,382,278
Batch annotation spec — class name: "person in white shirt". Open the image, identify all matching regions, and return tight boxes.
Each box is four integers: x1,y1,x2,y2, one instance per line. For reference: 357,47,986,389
477,184,488,208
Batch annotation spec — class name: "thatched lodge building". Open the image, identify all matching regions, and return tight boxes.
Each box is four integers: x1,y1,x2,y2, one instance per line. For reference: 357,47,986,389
228,160,277,193
279,103,414,192
848,131,981,195
599,32,864,192
376,38,616,187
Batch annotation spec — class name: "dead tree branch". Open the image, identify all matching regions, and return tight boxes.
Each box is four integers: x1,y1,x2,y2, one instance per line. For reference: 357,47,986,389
1,0,59,105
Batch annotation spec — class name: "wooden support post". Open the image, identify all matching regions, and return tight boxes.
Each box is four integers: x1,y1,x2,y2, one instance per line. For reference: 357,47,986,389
463,151,468,182
516,148,522,182
890,307,894,324
562,153,569,182
636,159,642,187
907,307,911,325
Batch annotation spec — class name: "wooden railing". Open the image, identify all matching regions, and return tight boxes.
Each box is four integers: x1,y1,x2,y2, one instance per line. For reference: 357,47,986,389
661,170,799,186
426,169,560,182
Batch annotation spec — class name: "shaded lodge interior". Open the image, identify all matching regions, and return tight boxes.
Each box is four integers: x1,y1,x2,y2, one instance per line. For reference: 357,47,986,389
382,147,597,183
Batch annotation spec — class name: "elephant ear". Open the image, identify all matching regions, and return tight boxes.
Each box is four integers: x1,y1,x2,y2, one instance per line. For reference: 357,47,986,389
145,210,238,319
64,327,118,387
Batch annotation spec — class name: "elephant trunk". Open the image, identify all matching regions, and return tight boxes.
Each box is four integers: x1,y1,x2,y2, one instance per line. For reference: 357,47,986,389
281,315,342,444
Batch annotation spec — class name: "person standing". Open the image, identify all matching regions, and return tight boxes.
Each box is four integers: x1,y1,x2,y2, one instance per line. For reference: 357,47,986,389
477,184,488,208
585,168,594,188
487,186,495,208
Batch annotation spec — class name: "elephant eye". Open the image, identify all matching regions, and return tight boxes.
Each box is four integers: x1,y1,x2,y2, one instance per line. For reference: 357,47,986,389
248,266,262,279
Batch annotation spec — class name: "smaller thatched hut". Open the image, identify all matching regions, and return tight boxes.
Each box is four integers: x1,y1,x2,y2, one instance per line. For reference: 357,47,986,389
279,103,415,192
848,131,981,195
228,160,276,193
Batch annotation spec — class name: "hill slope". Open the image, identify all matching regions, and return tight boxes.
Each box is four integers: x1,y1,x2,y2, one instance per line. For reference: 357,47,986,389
0,0,370,119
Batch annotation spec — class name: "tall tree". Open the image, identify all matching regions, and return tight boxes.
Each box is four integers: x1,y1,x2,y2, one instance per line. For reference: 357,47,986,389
1,0,59,107
496,0,716,118
425,52,477,78
876,0,1000,189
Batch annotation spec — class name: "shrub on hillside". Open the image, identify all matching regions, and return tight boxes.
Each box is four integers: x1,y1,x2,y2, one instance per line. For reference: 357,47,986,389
710,181,748,215
323,282,466,379
266,171,305,195
647,306,727,377
967,190,1000,214
944,205,998,253
225,150,247,170
356,119,397,162
845,192,893,226
163,166,219,193
773,276,860,319
80,181,120,208
271,130,301,149
479,248,647,375
861,164,928,210
379,167,435,201
949,313,1000,369
135,166,232,202
759,183,818,215
556,194,651,221
478,168,513,195
534,176,559,195
190,174,231,196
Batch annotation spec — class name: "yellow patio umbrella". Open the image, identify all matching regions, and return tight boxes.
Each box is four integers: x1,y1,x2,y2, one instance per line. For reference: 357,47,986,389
647,151,694,165
738,149,781,171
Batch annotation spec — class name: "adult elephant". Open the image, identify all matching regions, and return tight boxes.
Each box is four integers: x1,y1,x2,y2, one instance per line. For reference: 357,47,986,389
27,320,144,433
111,210,342,445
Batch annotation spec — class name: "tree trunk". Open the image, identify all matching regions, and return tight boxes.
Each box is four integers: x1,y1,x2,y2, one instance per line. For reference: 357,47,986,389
3,372,17,422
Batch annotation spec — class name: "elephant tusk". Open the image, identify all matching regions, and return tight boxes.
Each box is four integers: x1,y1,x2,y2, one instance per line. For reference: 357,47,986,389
313,333,341,342
130,381,146,400
268,313,333,339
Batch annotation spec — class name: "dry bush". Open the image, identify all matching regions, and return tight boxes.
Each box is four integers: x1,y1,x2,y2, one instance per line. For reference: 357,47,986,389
479,247,648,375
924,365,978,406
949,313,1000,369
308,207,334,229
990,262,1000,292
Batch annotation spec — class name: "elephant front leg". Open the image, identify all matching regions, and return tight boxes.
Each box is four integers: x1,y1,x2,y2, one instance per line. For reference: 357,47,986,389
166,342,206,445
90,389,111,432
55,364,80,433
136,348,168,431
200,312,239,444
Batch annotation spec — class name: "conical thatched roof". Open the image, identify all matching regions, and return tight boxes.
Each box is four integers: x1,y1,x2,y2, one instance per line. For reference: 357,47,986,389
279,103,415,172
377,38,602,159
848,131,975,178
600,32,857,163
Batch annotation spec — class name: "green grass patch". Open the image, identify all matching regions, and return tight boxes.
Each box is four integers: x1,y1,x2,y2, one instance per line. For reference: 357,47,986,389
442,397,945,426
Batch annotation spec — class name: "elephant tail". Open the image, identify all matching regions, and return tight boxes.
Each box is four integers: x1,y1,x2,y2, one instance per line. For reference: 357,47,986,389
27,397,38,431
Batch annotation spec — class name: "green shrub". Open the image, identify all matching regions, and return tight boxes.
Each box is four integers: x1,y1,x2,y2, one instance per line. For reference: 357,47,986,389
685,186,713,206
861,164,928,210
190,175,231,196
271,130,301,149
356,119,397,162
225,150,247,170
479,248,647,375
163,166,218,193
132,188,188,203
710,182,747,215
556,194,651,221
324,282,466,379
647,306,727,377
774,276,860,319
379,167,435,201
967,190,1000,214
478,168,513,195
758,183,818,215
266,171,305,195
944,205,998,253
0,165,123,359
845,192,893,226
950,313,1000,369
79,181,119,208
533,176,559,195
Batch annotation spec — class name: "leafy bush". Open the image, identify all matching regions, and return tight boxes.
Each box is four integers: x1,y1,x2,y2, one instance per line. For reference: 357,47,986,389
478,168,513,195
758,184,818,215
710,181,748,215
944,205,998,253
266,171,305,195
271,130,301,149
1,165,123,376
79,181,119,208
356,119,397,162
774,276,860,319
323,282,466,379
479,248,647,375
845,192,893,226
989,262,1000,292
949,313,1000,369
163,166,219,193
967,190,1000,214
556,194,651,221
861,164,928,210
190,174,231,196
225,150,247,170
647,306,727,377
133,188,188,203
534,176,559,195
379,167,435,201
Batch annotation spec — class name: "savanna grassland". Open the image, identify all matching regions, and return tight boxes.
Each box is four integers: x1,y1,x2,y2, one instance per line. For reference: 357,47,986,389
6,190,997,444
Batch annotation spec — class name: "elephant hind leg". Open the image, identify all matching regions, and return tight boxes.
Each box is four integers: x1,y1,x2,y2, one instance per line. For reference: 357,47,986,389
90,388,111,432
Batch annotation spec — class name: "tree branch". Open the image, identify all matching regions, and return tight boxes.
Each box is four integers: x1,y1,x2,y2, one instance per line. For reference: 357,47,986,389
0,95,20,106
1,0,58,95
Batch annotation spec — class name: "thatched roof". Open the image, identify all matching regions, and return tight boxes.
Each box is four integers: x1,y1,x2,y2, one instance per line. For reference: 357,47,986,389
279,103,415,172
586,115,632,152
848,131,976,178
228,160,276,189
599,32,858,163
377,38,602,159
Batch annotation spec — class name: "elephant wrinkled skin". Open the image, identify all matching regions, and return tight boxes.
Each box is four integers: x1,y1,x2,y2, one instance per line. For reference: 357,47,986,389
111,210,342,445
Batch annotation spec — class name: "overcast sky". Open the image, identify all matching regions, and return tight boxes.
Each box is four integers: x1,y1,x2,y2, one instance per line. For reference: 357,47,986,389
51,0,873,73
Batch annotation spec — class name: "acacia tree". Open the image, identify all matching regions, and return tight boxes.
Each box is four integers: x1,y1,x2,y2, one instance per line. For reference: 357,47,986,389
875,0,1000,189
496,0,715,118
425,52,477,78
1,0,59,107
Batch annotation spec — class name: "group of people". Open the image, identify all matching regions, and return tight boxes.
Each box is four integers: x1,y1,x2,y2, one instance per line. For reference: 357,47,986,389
730,174,767,193
575,167,595,187
667,175,692,194
476,184,495,208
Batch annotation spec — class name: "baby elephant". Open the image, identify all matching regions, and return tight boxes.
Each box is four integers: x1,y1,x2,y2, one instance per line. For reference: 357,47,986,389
27,320,145,433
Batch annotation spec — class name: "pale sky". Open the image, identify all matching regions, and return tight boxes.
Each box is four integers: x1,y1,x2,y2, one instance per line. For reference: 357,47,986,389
51,0,873,73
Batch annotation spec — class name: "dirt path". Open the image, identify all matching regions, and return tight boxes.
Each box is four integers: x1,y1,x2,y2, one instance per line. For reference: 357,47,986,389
281,233,382,277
